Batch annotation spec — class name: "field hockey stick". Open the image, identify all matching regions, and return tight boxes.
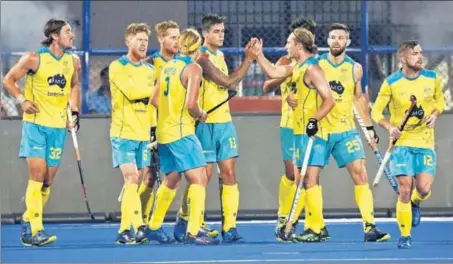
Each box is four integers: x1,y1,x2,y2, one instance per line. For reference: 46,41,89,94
373,95,417,187
195,89,237,126
353,106,398,193
283,136,314,239
148,138,162,217
66,104,95,220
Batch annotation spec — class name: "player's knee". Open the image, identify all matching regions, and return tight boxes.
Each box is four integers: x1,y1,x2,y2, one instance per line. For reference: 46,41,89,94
123,171,140,184
398,185,412,203
349,160,368,185
220,168,236,185
303,175,317,189
164,172,181,189
415,184,431,197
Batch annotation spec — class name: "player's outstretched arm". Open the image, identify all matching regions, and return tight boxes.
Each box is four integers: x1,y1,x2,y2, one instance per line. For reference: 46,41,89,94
306,65,335,120
2,52,40,114
263,56,291,94
196,39,257,90
255,39,292,79
352,63,379,143
109,62,152,101
184,64,207,122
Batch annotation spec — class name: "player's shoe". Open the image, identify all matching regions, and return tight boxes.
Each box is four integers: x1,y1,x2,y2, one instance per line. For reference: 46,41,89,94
146,227,175,244
116,230,136,245
183,232,220,245
135,225,149,244
275,217,296,242
22,230,57,246
411,202,421,227
173,215,188,243
20,216,31,237
294,228,321,243
320,226,330,241
222,228,245,243
397,236,412,249
200,222,219,238
364,223,390,242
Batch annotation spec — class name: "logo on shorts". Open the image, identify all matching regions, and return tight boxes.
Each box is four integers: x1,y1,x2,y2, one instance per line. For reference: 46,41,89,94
329,80,344,95
47,74,67,90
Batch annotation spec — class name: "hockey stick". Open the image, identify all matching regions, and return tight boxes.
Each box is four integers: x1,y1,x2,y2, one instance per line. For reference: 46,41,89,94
283,136,314,239
353,106,398,193
66,104,95,220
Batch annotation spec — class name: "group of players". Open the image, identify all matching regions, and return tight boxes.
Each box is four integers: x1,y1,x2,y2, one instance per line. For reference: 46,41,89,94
2,12,444,249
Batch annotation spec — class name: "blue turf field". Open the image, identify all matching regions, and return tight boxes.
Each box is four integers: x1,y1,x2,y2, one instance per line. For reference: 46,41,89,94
2,219,453,263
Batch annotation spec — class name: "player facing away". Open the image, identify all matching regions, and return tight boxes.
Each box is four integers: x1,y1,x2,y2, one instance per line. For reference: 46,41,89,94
147,28,220,245
371,40,445,249
2,19,81,246
254,28,335,242
262,17,330,241
109,23,155,244
173,14,258,243
139,20,180,225
316,23,390,242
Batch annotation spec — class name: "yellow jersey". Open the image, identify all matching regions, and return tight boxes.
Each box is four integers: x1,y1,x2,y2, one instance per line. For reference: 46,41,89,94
292,56,329,140
109,56,156,141
23,47,75,128
199,46,231,123
318,53,356,133
280,76,294,128
157,55,197,144
371,69,445,149
148,52,171,128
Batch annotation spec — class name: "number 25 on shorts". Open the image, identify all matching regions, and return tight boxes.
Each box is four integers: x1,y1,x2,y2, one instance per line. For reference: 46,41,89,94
346,139,360,154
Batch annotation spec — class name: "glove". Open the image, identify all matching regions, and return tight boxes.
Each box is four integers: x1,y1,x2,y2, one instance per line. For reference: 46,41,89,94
71,111,80,132
366,126,379,144
306,118,318,137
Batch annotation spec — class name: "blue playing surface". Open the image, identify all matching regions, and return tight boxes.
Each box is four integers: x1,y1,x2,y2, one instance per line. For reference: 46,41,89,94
2,220,453,263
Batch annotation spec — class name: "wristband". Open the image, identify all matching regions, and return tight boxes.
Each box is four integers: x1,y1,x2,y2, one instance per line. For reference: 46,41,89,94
16,94,26,104
366,126,374,131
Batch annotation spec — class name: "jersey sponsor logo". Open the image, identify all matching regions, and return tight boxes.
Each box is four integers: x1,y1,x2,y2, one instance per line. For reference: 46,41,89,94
47,74,67,90
407,104,425,120
329,80,345,95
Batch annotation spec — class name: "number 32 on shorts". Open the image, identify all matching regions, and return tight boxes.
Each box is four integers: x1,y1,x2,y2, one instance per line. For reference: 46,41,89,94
49,147,62,160
346,139,361,153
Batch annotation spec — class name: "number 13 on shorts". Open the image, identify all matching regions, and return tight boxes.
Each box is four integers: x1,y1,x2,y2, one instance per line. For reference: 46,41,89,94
229,136,237,149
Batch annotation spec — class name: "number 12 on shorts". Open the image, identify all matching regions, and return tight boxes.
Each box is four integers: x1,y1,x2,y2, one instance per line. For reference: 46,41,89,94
423,155,433,166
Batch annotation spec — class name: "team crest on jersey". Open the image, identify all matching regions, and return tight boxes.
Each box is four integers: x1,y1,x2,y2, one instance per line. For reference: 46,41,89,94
47,74,67,90
62,60,71,75
329,80,344,95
